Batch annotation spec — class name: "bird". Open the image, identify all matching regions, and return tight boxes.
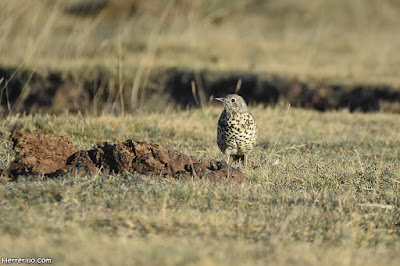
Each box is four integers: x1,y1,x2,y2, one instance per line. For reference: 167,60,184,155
215,94,258,168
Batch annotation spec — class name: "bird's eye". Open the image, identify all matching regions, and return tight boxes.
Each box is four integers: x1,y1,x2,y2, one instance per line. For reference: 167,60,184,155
231,98,236,103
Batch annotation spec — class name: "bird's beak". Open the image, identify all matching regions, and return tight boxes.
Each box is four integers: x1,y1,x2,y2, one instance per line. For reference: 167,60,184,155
215,97,224,102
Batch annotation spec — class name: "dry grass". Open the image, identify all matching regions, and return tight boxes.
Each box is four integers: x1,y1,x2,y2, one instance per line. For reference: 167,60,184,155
0,107,399,265
1,0,400,85
1,1,399,264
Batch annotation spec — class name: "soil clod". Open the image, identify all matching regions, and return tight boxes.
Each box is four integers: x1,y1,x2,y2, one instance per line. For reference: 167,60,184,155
8,130,80,179
6,131,245,182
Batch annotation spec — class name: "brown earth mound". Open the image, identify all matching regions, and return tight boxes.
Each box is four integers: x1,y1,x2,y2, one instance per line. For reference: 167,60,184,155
8,131,80,178
5,131,245,183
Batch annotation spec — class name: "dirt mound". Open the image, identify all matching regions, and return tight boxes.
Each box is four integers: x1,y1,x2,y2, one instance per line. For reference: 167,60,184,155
6,131,245,183
8,131,81,178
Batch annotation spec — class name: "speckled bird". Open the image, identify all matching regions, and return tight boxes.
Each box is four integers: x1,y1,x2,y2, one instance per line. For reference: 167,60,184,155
216,94,258,168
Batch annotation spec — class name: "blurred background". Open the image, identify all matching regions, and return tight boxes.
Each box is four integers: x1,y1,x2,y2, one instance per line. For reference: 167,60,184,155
1,0,400,114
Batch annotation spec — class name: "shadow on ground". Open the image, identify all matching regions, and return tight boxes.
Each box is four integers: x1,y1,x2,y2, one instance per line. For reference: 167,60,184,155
1,67,400,114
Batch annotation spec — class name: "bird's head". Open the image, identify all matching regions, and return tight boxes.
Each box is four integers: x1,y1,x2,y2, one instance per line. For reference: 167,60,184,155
215,94,248,113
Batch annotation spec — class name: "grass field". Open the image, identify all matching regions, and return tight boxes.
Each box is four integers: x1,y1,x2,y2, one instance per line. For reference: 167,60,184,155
1,0,400,85
1,0,400,265
0,107,399,265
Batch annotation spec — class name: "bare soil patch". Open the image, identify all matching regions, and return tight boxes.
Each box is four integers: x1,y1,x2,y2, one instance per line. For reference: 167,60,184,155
3,131,245,182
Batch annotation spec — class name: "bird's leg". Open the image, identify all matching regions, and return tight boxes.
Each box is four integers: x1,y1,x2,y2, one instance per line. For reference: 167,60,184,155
227,155,230,179
244,154,248,168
